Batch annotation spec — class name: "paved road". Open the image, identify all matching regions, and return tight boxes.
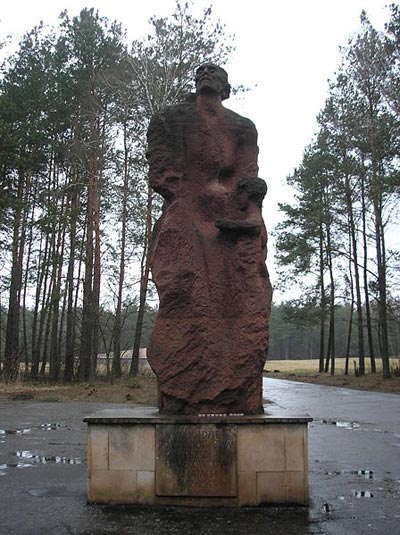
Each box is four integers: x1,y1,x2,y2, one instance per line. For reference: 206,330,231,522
263,378,400,534
0,378,399,534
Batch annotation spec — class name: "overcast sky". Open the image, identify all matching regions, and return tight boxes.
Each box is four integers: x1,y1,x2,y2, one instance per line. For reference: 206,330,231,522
0,0,392,293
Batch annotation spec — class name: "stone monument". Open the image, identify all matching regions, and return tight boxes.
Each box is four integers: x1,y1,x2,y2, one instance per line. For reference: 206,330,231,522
146,63,272,415
85,65,311,507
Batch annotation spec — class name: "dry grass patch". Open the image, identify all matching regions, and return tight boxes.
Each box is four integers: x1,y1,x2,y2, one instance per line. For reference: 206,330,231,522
0,373,158,404
1,358,398,402
265,358,400,394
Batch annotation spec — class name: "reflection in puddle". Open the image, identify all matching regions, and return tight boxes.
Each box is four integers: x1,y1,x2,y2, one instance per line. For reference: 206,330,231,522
28,488,49,497
14,451,82,465
320,419,361,429
338,490,375,500
353,490,374,498
325,470,341,476
351,469,374,479
325,469,374,479
322,502,333,517
0,452,82,473
0,462,34,469
0,423,66,437
39,423,64,430
0,428,31,436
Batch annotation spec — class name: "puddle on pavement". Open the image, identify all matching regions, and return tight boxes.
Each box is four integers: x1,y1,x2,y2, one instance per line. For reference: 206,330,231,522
320,419,361,429
0,422,66,437
28,488,49,497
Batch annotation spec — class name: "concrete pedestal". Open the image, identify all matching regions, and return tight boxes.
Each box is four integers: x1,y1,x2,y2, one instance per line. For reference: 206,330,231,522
84,407,312,506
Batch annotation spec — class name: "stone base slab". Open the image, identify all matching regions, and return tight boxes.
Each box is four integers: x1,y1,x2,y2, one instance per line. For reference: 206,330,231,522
84,407,312,506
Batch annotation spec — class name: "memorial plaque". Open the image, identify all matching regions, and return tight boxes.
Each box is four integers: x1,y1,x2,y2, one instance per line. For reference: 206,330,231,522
156,424,237,497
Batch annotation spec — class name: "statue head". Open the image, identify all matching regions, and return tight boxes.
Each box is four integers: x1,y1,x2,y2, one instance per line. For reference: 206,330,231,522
195,63,231,101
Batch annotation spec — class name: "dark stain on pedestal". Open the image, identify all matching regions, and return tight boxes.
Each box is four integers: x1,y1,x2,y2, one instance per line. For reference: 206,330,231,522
155,423,237,497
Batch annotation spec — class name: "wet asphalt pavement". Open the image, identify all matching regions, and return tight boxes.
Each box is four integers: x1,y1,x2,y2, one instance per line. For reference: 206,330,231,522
0,378,399,535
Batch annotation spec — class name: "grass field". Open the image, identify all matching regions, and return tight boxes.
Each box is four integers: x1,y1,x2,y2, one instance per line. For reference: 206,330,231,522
265,357,399,374
264,357,400,394
1,358,398,401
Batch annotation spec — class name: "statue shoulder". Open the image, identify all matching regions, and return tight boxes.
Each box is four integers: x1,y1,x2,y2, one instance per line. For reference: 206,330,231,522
223,108,257,144
148,101,194,142
225,108,257,134
149,99,194,125
224,108,256,131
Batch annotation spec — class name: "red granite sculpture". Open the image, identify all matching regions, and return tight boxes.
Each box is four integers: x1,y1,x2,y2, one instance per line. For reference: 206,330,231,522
146,64,272,415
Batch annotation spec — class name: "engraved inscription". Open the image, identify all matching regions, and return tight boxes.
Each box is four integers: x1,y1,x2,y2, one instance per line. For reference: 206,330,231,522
156,424,237,497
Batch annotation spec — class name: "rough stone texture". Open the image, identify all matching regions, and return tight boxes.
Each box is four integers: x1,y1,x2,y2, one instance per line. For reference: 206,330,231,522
146,67,272,415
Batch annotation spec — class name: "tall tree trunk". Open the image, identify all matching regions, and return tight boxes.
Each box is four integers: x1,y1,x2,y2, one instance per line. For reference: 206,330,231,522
361,171,376,373
30,231,51,377
374,208,390,377
318,226,326,373
31,159,54,378
39,240,57,379
130,183,153,377
91,163,102,384
369,120,390,378
345,227,355,376
38,213,57,378
58,275,68,378
4,171,25,381
21,179,35,376
71,222,86,379
79,110,104,384
40,301,53,377
345,174,365,375
50,185,67,381
345,302,354,376
324,323,331,374
0,292,3,373
79,170,95,382
328,270,335,376
113,122,129,378
324,211,335,376
64,172,79,382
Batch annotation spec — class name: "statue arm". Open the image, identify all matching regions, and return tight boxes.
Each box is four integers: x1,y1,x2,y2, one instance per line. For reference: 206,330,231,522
235,118,259,180
236,120,267,208
216,118,267,237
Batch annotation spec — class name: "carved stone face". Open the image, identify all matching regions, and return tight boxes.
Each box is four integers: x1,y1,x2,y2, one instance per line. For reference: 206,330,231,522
195,63,230,100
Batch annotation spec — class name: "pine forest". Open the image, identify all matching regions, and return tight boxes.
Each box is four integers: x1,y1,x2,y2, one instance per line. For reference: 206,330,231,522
0,3,399,383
